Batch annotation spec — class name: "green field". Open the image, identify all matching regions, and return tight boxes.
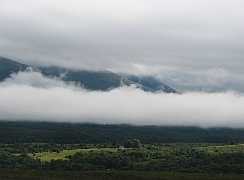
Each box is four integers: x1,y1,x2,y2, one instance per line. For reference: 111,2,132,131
200,143,244,154
21,143,244,170
30,148,118,162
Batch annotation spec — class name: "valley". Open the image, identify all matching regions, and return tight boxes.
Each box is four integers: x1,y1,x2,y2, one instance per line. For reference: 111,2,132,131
1,122,244,179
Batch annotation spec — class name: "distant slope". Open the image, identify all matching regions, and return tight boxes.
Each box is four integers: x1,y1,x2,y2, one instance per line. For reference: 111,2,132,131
0,57,153,91
124,75,178,93
0,56,177,92
39,66,151,91
0,56,28,81
40,68,178,92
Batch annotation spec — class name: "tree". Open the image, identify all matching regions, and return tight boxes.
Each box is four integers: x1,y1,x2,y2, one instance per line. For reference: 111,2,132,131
123,139,141,148
131,139,142,148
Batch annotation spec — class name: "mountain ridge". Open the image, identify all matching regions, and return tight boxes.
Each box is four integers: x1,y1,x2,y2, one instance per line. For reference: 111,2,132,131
123,74,178,93
0,56,29,81
0,56,178,93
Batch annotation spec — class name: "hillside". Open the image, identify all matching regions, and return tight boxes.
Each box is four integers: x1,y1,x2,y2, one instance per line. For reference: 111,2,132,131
125,75,178,93
39,66,153,91
0,56,28,81
0,56,177,92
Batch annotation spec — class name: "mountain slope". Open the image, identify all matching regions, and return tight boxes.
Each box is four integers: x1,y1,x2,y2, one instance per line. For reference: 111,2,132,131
0,56,28,81
124,75,178,93
0,57,153,91
0,56,178,93
39,66,153,91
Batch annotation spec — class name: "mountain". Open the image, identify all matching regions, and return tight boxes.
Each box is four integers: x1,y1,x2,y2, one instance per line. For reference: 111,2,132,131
0,56,28,81
39,66,153,91
0,56,178,93
123,75,178,93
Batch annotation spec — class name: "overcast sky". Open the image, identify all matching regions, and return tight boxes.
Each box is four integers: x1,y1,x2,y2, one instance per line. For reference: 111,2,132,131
1,0,244,92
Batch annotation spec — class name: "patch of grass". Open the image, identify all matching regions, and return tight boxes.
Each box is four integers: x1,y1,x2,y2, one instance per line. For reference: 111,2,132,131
199,143,244,154
31,149,80,162
31,148,118,162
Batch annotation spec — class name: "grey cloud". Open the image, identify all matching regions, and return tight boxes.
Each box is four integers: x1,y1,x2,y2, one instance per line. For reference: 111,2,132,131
157,67,244,93
0,0,244,92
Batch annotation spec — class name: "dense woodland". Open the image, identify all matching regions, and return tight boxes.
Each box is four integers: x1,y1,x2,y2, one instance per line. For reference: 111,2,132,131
0,121,244,144
1,121,244,179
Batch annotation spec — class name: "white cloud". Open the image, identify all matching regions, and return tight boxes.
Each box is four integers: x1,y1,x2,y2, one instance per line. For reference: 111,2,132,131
1,71,244,128
2,70,66,88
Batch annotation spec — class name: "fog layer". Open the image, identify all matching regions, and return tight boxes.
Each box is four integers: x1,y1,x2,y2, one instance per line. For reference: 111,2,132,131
1,71,243,128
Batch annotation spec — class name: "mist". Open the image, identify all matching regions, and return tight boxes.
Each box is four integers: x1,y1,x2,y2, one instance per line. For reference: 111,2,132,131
1,71,244,128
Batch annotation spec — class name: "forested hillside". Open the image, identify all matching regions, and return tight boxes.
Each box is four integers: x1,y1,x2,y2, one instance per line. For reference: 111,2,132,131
0,121,244,144
0,56,177,92
0,57,28,81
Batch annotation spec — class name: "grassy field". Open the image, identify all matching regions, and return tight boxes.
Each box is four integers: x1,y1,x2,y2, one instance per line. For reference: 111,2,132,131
29,143,244,162
1,169,244,180
31,148,118,162
199,143,244,154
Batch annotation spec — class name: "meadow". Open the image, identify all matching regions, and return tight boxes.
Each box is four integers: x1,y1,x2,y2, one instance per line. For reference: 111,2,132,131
29,143,244,162
30,148,118,162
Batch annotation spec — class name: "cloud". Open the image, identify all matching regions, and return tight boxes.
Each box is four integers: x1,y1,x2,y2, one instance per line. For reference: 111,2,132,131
2,70,67,88
157,67,244,93
0,1,244,92
1,71,244,128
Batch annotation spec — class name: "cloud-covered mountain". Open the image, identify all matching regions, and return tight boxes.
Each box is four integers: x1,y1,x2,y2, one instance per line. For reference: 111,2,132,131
2,56,244,128
0,56,29,81
0,56,177,93
123,75,178,93
38,66,153,92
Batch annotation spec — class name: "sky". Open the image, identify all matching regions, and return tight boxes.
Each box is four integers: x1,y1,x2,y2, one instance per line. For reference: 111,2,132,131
0,0,244,92
1,1,244,127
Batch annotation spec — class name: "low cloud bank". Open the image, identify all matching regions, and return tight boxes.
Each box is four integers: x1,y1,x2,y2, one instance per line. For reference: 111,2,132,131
1,71,244,128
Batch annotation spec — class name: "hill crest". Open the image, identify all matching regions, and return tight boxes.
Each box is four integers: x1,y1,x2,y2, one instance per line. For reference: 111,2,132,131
0,56,178,93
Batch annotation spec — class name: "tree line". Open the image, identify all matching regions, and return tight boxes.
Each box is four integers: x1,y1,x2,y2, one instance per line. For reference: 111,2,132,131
0,121,244,144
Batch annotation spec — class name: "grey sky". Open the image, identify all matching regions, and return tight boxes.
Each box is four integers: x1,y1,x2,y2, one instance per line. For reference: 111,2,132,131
1,0,244,92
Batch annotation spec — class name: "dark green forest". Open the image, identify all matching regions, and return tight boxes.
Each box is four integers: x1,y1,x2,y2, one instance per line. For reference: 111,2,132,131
0,121,244,144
